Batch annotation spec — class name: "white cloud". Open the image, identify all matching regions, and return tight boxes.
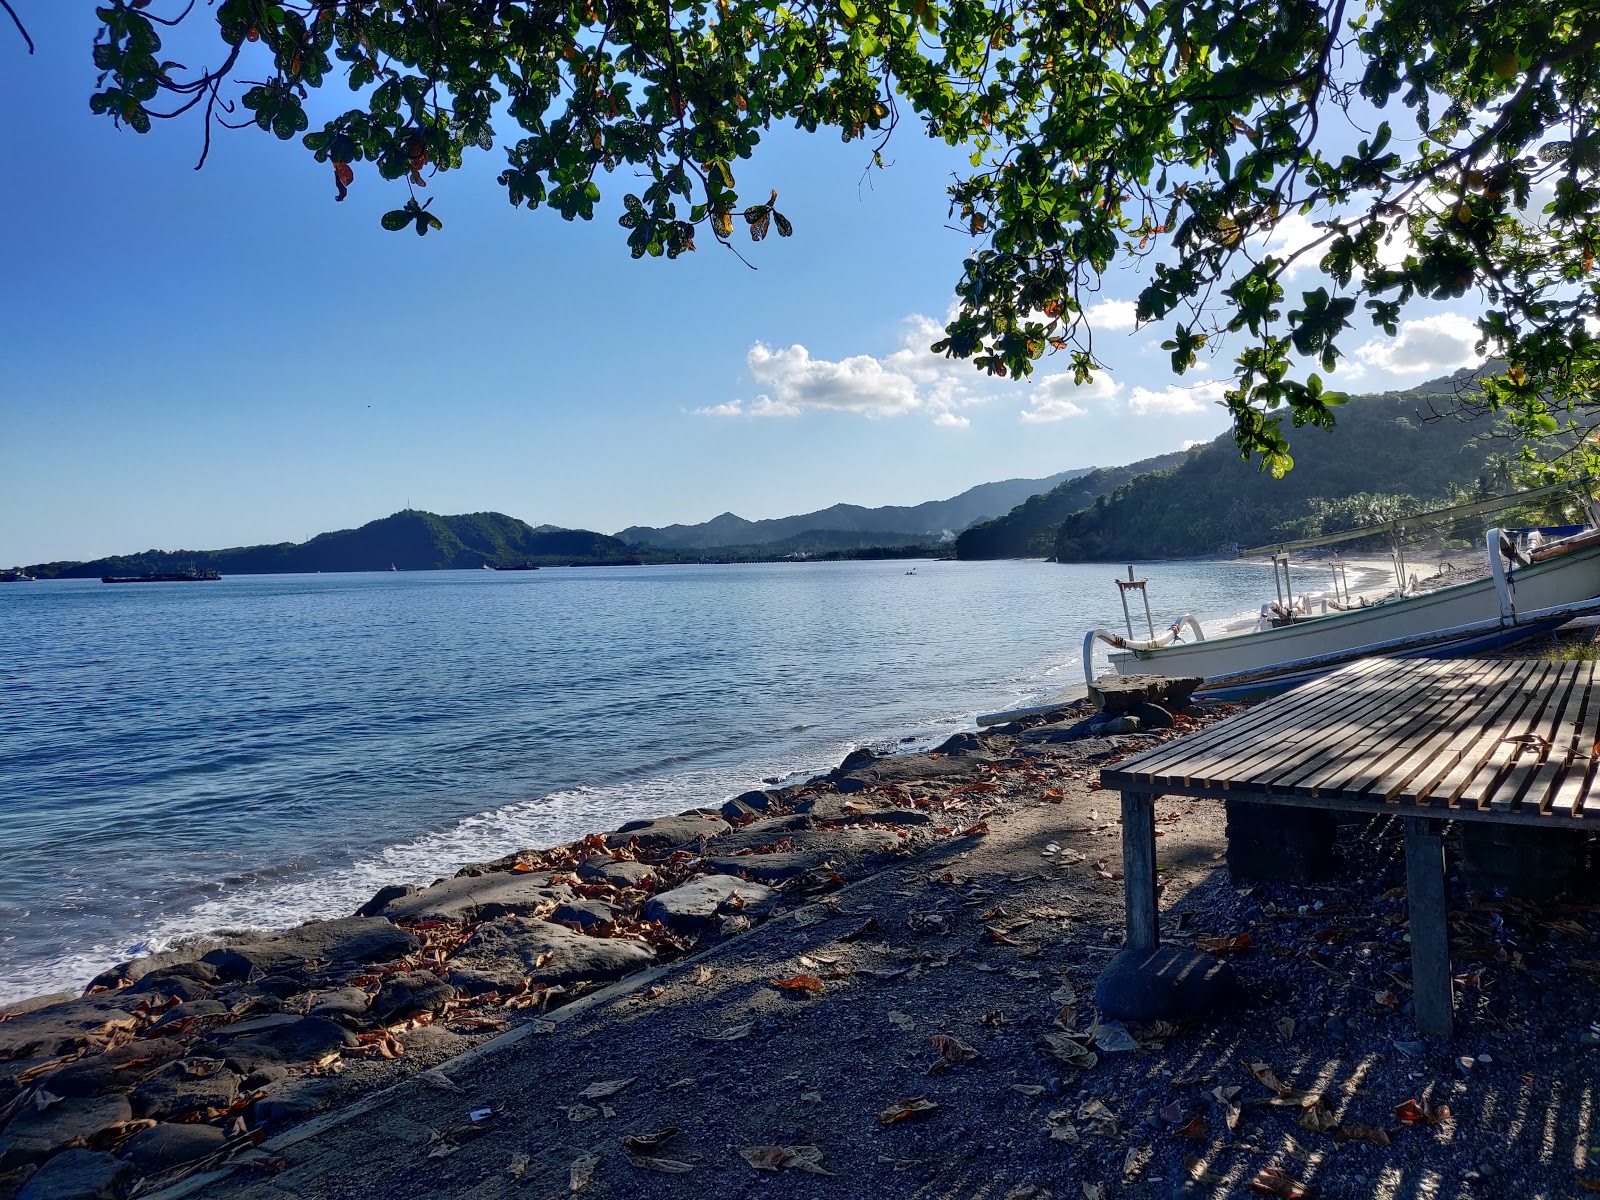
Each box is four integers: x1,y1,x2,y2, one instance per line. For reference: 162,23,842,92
746,342,920,418
1020,373,1120,423
1083,298,1138,331
1253,210,1327,277
693,395,801,418
1127,379,1229,415
1354,313,1484,375
932,412,970,429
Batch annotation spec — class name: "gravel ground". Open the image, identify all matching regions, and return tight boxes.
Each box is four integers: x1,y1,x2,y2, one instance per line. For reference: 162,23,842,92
174,739,1600,1200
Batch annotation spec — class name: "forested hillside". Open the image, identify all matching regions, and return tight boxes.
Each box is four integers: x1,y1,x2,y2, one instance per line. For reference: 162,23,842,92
28,511,639,577
1052,374,1506,560
955,452,1188,558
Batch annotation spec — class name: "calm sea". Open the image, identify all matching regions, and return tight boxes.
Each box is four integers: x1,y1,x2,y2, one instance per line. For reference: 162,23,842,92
0,559,1273,1003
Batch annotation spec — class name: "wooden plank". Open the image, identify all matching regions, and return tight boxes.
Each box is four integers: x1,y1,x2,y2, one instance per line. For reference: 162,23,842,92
1388,659,1536,809
1120,791,1159,951
1403,816,1455,1039
1550,660,1600,818
1315,659,1511,799
1168,658,1434,788
1461,662,1580,813
1184,659,1424,787
1265,660,1457,795
1368,659,1526,803
1510,660,1594,815
1113,658,1387,778
1424,660,1558,808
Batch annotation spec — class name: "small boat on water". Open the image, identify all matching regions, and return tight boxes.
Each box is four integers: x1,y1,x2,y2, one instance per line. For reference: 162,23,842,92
1080,482,1600,700
101,569,221,584
493,563,540,571
1,569,34,582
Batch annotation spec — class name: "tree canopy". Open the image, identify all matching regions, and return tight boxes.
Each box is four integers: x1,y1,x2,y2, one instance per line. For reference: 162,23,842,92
77,0,1600,474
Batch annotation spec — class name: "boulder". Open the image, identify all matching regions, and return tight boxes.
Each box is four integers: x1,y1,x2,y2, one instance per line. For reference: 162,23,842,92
703,852,832,883
0,998,143,1063
0,1095,133,1169
129,1060,240,1121
147,999,229,1032
121,1123,227,1171
552,899,615,930
307,988,371,1022
201,918,418,980
644,875,779,934
730,789,775,812
251,1078,341,1130
369,973,454,1022
1129,702,1175,730
719,797,761,825
575,859,656,889
206,1017,359,1074
932,731,993,757
354,884,419,919
707,828,903,872
1087,673,1201,714
605,815,730,850
377,872,571,923
85,947,225,994
34,1039,188,1099
15,1150,132,1200
834,754,987,791
797,797,932,828
834,748,879,775
446,918,656,995
1094,945,1240,1022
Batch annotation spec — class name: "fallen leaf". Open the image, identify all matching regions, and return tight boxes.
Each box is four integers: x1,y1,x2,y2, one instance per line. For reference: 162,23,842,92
887,1011,916,1032
1171,1114,1208,1139
1275,1017,1296,1040
569,1150,601,1192
628,1154,693,1173
1076,1099,1119,1136
878,1097,939,1125
1299,1101,1339,1133
1048,1121,1080,1144
1010,1084,1047,1098
579,1078,636,1100
561,1103,600,1122
770,974,825,995
739,1145,833,1174
700,1023,753,1042
930,1034,982,1064
1335,1124,1391,1147
1050,983,1078,1006
507,1153,531,1180
622,1128,679,1154
1577,1180,1600,1193
1246,1061,1299,1098
1394,1098,1451,1125
1093,1022,1140,1052
1082,1184,1107,1200
838,916,880,942
1043,1032,1098,1070
1183,1155,1226,1186
1249,1165,1311,1197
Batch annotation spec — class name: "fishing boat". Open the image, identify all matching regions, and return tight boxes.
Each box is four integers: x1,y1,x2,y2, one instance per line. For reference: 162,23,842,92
1,569,34,582
1080,482,1600,699
102,568,221,584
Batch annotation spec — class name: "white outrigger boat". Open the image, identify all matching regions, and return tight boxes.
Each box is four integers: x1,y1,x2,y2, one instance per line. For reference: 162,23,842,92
1081,482,1600,701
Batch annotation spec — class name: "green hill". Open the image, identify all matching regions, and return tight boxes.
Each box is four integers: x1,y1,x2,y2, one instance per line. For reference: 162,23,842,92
1050,373,1505,561
955,451,1189,559
27,510,640,578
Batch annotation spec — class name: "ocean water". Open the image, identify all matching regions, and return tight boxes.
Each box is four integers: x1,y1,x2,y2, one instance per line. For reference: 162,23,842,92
0,558,1274,1003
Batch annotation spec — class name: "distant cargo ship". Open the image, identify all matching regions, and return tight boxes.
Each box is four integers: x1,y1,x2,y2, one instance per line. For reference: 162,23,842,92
101,569,221,584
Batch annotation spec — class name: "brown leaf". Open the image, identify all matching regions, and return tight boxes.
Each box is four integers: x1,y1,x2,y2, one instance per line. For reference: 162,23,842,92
1249,1166,1312,1197
1196,933,1253,956
1171,1114,1208,1139
837,916,880,942
333,161,354,202
985,926,1020,946
622,1128,679,1154
769,974,825,995
741,1146,791,1171
628,1154,693,1173
1394,1098,1451,1125
579,1077,636,1100
1299,1101,1339,1133
1336,1124,1391,1147
1577,1180,1600,1193
699,1023,753,1042
1076,1099,1119,1137
569,1150,601,1191
930,1034,982,1064
1245,1061,1298,1098
877,1097,939,1125
1042,1033,1098,1071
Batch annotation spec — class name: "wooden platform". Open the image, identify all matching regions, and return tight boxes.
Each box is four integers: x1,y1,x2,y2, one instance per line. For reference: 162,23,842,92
1099,656,1600,1037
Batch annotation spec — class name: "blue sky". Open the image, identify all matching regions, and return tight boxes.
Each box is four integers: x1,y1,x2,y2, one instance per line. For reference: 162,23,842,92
0,6,1486,565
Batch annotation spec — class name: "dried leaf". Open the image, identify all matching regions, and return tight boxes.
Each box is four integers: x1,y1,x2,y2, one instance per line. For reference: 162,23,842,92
1275,1016,1296,1040
887,1011,916,1032
1246,1061,1298,1098
690,965,713,985
1394,1098,1451,1125
628,1154,693,1173
700,1023,753,1042
1083,1184,1107,1200
1048,1121,1080,1144
569,1150,601,1192
561,1103,600,1122
507,1153,531,1180
1196,933,1253,956
877,1097,939,1125
838,916,880,942
1336,1124,1391,1147
1076,1099,1119,1137
579,1078,636,1100
1093,1022,1140,1052
1249,1166,1311,1197
741,1146,791,1171
1042,1033,1098,1070
770,974,825,995
930,1034,982,1064
1171,1114,1208,1139
622,1128,679,1154
1010,1084,1047,1097
1299,1101,1339,1133
1184,1155,1226,1186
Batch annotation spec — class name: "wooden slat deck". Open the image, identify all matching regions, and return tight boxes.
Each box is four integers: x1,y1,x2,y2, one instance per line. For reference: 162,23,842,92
1099,656,1600,1040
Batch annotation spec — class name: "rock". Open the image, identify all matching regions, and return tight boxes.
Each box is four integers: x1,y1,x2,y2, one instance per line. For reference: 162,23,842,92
129,1060,240,1121
36,1040,188,1099
127,964,218,1001
201,918,418,980
354,884,419,919
795,797,932,827
241,1064,288,1089
644,875,779,934
148,999,230,1032
933,731,989,756
834,747,879,774
446,918,656,995
376,872,571,923
731,789,774,812
85,946,226,993
552,899,615,929
307,988,371,1021
0,998,143,1062
1091,715,1141,734
251,1078,341,1130
702,852,832,883
707,827,903,873
15,1150,132,1200
207,1017,359,1074
719,797,761,824
835,753,988,790
1128,702,1175,730
369,973,454,1022
121,1123,228,1171
605,815,731,850
1087,673,1202,714
575,858,656,889
1225,801,1335,883
0,1095,133,1169
1094,946,1240,1023
1020,720,1098,744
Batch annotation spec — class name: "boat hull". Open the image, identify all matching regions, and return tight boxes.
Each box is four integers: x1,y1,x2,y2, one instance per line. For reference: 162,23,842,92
1108,543,1600,686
